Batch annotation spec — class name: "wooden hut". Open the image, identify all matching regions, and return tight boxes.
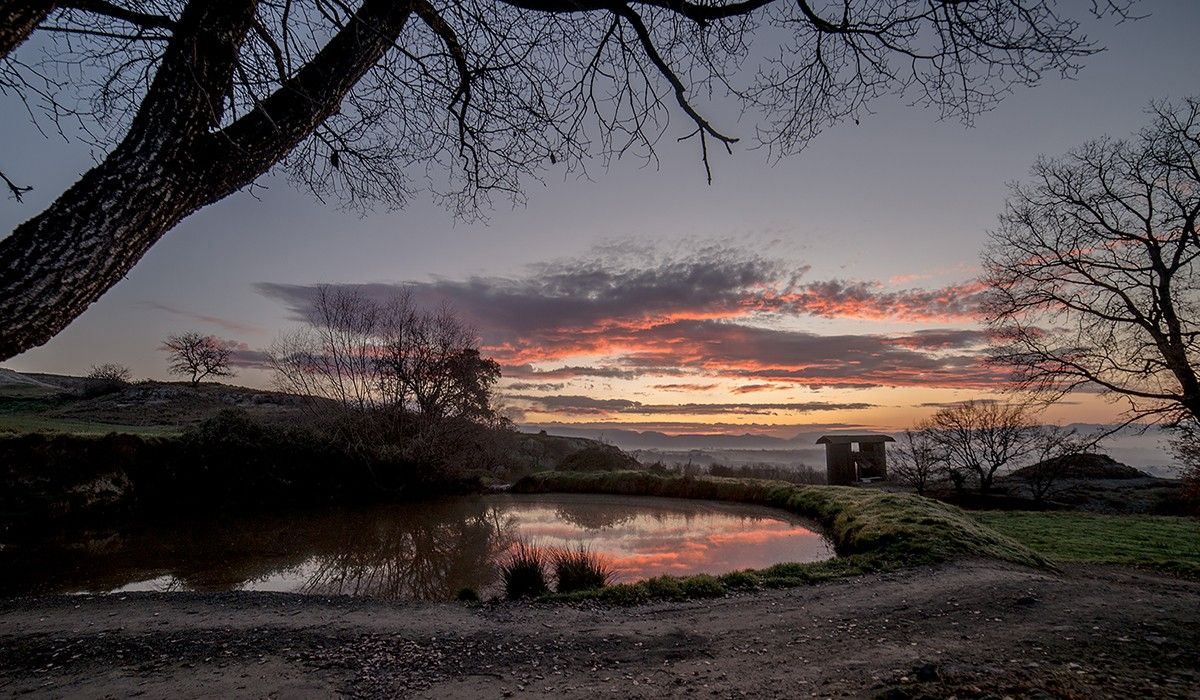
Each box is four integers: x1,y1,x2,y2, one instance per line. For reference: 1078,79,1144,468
816,434,895,485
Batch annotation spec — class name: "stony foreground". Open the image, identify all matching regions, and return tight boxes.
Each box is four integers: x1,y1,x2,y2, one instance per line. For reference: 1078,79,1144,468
0,562,1196,698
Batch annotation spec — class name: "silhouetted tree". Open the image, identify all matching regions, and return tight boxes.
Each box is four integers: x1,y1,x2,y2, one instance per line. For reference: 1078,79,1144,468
927,400,1037,493
163,331,235,385
87,362,132,383
890,425,944,496
984,97,1200,428
1013,425,1089,504
267,285,500,424
0,1,1134,359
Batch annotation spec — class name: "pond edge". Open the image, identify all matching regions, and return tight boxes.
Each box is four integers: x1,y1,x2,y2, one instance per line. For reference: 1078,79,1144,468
511,471,1048,604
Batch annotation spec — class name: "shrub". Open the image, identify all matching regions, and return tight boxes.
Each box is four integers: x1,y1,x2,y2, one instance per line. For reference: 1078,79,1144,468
552,545,614,593
456,587,481,603
556,445,640,472
79,363,134,397
502,541,550,600
87,363,133,383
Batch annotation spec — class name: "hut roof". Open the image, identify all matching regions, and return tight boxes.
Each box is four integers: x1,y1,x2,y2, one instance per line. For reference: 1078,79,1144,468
815,434,895,445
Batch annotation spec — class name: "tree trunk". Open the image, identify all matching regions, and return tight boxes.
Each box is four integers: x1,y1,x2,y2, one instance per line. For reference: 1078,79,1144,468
0,1,258,359
0,1,55,58
0,0,413,360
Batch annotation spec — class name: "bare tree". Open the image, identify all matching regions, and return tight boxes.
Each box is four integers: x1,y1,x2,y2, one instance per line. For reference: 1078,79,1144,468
0,1,1134,359
983,97,1200,428
926,400,1038,493
163,331,236,385
267,285,500,425
889,425,944,496
1013,425,1090,504
1169,423,1200,511
87,362,132,383
270,286,385,411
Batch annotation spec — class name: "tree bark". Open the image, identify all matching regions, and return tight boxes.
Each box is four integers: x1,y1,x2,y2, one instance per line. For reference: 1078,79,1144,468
0,1,56,59
0,0,412,359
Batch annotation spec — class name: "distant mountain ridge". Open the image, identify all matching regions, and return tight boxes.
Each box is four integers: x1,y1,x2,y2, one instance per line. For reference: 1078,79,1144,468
520,425,830,450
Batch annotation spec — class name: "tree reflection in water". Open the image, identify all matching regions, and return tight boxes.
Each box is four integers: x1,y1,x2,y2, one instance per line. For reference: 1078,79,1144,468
0,494,832,599
298,504,518,599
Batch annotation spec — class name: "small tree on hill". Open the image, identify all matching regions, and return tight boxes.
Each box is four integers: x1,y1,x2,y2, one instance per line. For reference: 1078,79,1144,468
890,425,945,496
163,331,236,386
927,401,1039,493
1014,426,1090,504
87,363,133,383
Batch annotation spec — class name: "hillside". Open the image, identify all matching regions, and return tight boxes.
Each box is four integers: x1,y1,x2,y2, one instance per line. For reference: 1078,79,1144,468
0,369,620,474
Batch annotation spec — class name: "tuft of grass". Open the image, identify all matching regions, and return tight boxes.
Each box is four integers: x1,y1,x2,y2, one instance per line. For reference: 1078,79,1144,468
551,545,615,593
455,587,481,603
514,470,1047,603
975,511,1200,577
501,541,550,600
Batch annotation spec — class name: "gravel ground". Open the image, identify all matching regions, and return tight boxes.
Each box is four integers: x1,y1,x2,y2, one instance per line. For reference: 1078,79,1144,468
1,561,1197,698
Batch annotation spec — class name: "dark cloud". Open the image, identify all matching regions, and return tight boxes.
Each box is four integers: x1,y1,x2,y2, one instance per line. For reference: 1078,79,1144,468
653,383,720,392
141,302,262,335
778,280,986,322
505,381,566,391
732,383,780,394
887,329,991,350
256,245,997,391
613,320,1005,389
500,364,648,380
509,393,874,416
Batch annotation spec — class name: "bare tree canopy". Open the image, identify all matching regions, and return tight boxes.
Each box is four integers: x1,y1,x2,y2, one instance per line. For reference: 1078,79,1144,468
983,97,1200,426
87,361,132,383
889,426,944,495
0,1,1133,359
268,285,501,425
926,400,1038,493
162,330,236,385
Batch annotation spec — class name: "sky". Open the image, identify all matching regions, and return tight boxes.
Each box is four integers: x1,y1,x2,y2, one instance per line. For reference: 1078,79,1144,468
3,1,1200,438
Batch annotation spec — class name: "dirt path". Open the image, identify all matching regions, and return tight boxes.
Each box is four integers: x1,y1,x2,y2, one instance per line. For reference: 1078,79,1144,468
1,561,1197,698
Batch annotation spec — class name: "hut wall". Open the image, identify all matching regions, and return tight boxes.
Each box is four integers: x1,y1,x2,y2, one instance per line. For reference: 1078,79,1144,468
824,443,857,485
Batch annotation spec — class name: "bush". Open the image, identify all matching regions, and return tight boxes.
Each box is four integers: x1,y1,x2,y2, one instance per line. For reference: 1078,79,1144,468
502,542,550,599
87,363,133,383
552,545,614,593
456,587,481,602
556,445,640,472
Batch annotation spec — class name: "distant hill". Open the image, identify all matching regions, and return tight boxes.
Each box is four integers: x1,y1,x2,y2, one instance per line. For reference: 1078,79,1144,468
1010,453,1152,480
519,425,824,450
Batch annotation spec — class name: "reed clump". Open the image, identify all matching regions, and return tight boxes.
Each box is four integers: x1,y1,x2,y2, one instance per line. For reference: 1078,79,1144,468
501,541,550,600
551,545,615,593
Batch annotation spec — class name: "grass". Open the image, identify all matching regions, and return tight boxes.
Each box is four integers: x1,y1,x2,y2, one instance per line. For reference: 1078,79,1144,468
0,413,181,437
501,541,551,599
551,545,615,593
514,470,1047,603
976,511,1200,577
0,390,181,437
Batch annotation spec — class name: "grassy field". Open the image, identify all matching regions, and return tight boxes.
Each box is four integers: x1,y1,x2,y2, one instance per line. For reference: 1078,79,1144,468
514,471,1046,603
976,511,1200,577
0,411,182,437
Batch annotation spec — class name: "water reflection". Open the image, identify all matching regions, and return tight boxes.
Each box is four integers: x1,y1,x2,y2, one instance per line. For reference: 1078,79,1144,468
0,494,833,600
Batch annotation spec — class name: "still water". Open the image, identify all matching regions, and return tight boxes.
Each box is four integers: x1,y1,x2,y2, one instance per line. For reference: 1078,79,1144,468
0,494,834,600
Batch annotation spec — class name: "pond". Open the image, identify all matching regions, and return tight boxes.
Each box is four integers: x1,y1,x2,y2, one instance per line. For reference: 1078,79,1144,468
0,493,834,601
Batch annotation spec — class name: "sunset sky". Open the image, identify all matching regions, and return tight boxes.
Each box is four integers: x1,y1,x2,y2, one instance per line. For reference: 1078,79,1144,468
3,2,1199,437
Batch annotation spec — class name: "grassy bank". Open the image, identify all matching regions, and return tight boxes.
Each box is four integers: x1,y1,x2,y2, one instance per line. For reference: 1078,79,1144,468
513,471,1045,603
976,511,1200,577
